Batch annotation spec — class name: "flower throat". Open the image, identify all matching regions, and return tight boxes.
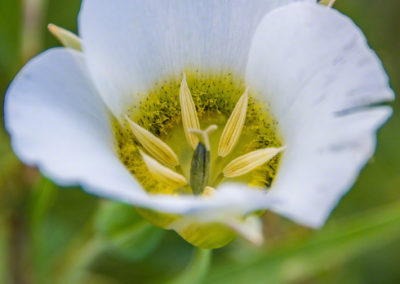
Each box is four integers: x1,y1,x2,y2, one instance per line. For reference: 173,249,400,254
113,71,284,195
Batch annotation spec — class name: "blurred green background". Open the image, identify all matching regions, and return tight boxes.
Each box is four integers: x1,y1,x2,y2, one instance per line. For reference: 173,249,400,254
0,0,399,283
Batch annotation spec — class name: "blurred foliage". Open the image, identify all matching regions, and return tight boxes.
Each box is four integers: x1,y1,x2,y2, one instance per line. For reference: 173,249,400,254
207,202,400,283
0,0,399,283
0,0,21,80
94,202,164,262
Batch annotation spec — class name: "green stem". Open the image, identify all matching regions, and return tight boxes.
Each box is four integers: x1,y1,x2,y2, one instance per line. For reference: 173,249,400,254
54,237,105,284
9,213,31,284
169,248,213,284
21,0,48,61
53,206,107,284
0,219,10,284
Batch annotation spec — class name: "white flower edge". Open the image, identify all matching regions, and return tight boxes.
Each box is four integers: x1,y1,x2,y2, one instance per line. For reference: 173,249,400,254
5,2,394,228
4,48,277,221
78,0,315,117
245,3,394,226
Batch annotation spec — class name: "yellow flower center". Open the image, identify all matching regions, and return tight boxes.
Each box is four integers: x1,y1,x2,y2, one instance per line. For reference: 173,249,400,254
113,71,284,195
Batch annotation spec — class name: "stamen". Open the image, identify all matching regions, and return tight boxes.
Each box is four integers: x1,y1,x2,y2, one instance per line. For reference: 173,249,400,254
223,147,285,178
126,116,179,167
202,186,216,197
218,88,248,157
48,24,82,51
139,150,187,188
189,125,218,151
180,73,200,149
328,0,337,8
225,216,264,246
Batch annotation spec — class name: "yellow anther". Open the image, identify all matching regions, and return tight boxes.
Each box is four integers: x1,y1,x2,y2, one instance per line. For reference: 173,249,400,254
202,186,216,197
48,24,82,51
139,150,187,188
225,216,264,246
180,73,200,149
218,88,248,157
328,0,337,8
126,116,179,167
223,147,285,178
319,0,337,7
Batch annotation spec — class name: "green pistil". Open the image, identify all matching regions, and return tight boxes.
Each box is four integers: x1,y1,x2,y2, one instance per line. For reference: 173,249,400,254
190,142,210,195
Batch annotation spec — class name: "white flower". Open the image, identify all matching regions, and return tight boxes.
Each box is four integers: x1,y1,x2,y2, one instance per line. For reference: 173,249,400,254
4,0,394,249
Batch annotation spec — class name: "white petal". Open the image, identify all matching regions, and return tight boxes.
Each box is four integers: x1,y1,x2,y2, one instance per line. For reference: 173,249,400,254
246,3,394,125
4,48,278,220
78,0,314,117
5,48,146,202
245,3,394,227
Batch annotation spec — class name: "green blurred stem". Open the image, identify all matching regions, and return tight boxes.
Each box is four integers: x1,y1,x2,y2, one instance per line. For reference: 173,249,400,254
169,248,213,284
22,0,48,61
55,236,105,284
9,213,31,284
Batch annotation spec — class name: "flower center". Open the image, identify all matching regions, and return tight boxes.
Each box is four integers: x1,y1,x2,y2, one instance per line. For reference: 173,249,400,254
113,72,284,195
